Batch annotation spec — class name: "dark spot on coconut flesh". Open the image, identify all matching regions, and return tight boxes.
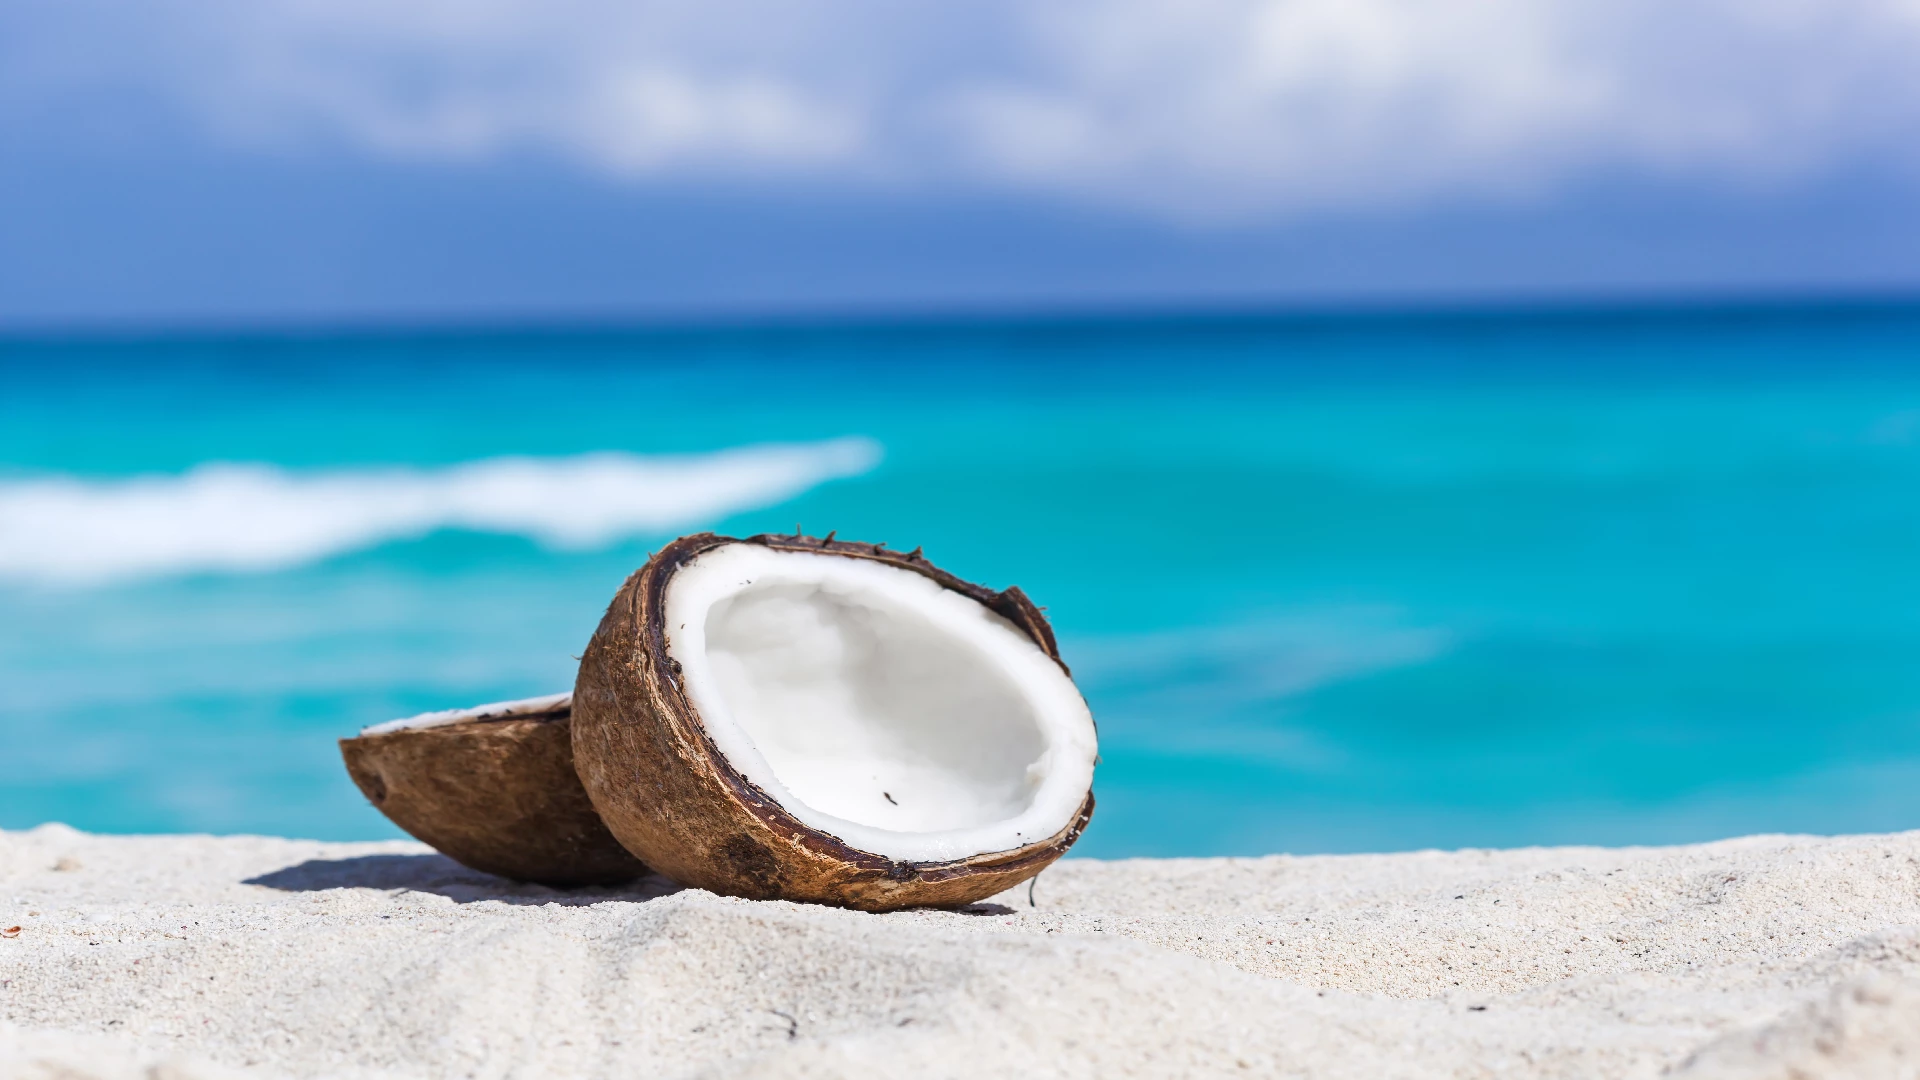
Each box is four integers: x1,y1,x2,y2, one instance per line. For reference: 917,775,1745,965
883,792,897,805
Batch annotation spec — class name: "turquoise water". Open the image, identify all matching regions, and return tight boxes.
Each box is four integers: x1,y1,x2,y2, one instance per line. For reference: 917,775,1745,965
5,307,1920,856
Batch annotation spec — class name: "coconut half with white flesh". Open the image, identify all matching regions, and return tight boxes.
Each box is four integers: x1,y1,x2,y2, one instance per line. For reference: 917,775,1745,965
339,693,649,887
571,532,1098,911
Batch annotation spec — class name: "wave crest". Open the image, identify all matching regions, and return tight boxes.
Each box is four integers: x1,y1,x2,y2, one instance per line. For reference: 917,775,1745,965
0,437,881,585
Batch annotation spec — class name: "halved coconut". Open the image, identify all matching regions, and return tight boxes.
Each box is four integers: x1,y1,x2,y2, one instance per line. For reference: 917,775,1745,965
571,532,1098,911
339,693,648,887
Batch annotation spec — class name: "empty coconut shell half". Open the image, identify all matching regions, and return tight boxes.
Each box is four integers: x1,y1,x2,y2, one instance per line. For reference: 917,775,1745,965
340,692,649,887
572,532,1098,911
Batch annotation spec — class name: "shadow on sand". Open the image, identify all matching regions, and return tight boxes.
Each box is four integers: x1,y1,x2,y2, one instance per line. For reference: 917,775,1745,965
244,853,685,906
248,855,1027,915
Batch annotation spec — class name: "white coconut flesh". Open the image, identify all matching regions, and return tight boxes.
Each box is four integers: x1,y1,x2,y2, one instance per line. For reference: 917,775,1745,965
359,692,572,736
664,544,1098,864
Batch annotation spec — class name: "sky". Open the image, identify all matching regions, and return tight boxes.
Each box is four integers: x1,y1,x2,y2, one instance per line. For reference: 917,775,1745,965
5,0,1920,325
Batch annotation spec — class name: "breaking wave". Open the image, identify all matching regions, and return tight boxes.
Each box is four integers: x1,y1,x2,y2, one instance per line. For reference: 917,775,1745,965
0,437,881,585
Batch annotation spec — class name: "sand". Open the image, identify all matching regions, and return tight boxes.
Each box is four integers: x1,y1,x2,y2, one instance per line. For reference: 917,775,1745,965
5,825,1920,1079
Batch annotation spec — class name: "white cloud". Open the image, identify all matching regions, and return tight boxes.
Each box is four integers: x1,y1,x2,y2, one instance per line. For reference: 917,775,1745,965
950,0,1920,218
7,0,1920,218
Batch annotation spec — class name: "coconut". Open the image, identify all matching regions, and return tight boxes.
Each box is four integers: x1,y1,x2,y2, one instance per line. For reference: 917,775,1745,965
571,532,1098,911
339,693,648,887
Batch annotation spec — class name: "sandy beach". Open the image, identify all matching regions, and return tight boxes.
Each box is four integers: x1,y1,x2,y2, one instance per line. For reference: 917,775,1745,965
4,824,1919,1078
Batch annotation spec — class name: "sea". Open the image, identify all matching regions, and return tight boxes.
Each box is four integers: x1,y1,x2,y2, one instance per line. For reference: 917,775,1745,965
4,304,1920,858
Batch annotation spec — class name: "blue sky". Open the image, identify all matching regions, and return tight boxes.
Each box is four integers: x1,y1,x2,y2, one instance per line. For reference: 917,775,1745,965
5,0,1920,325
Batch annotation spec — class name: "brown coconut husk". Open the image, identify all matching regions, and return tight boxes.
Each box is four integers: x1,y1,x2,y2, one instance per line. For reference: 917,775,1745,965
571,532,1095,911
340,698,649,887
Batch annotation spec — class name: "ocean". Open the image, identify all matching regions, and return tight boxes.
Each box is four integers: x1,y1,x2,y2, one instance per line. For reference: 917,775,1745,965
4,305,1920,858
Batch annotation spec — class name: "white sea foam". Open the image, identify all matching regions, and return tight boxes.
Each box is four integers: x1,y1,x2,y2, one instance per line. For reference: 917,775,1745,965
0,437,881,585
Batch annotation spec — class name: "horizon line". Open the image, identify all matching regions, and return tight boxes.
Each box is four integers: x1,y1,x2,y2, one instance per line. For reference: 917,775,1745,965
6,285,1920,346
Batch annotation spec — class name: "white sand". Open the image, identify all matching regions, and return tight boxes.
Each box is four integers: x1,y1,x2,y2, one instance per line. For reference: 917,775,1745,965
5,825,1920,1079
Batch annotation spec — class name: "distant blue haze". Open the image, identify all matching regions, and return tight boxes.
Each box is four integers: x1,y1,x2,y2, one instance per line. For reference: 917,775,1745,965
5,146,1920,325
